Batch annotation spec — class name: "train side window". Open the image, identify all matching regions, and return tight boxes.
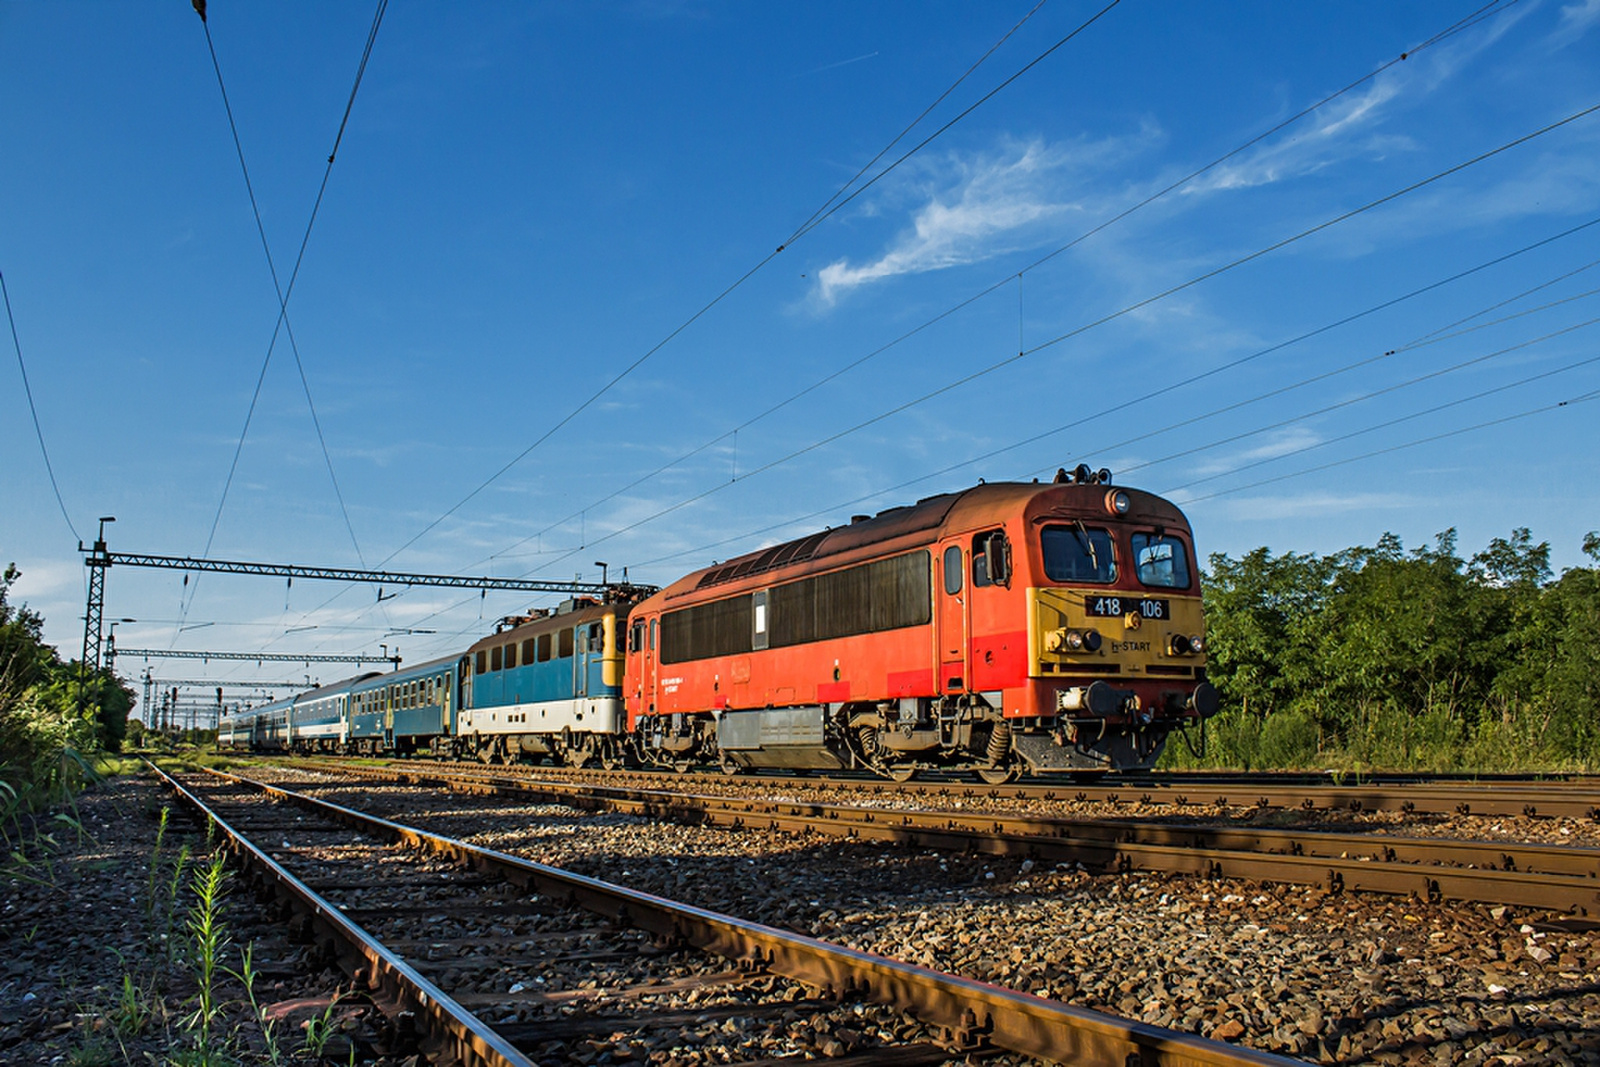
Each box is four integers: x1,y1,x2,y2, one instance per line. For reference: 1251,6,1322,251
491,646,503,671
504,643,518,670
752,589,769,651
522,638,536,664
943,546,963,595
475,651,487,675
630,620,645,653
588,622,603,652
971,530,1010,587
649,618,657,650
558,628,574,658
537,633,552,662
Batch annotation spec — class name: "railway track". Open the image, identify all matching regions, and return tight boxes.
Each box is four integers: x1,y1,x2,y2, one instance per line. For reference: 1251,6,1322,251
286,758,1600,916
152,761,1299,1067
418,760,1600,820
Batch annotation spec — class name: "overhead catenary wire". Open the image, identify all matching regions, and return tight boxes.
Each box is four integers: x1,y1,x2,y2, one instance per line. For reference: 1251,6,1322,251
1119,317,1600,483
1034,282,1600,483
474,0,1527,580
1169,387,1600,507
274,1,1524,663
2,269,79,544
785,0,1052,241
374,0,1128,572
228,2,1561,668
620,239,1600,575
184,0,390,645
498,101,1600,584
388,263,1600,659
259,1,1134,657
327,190,1600,670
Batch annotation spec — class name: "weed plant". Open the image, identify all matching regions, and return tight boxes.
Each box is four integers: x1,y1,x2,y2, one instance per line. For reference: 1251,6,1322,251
174,852,231,1066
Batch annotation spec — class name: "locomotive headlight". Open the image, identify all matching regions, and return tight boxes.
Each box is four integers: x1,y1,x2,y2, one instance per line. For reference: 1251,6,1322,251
1190,635,1206,655
1170,634,1193,656
1105,489,1131,516
1047,628,1103,654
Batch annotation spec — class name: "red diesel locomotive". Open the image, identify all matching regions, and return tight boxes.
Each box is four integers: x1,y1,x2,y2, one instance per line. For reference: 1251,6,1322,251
623,466,1218,779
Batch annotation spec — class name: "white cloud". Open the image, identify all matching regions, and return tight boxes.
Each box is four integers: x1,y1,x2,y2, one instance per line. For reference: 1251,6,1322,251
1182,78,1411,196
1555,0,1600,45
1185,426,1326,478
1179,6,1530,199
811,139,1091,306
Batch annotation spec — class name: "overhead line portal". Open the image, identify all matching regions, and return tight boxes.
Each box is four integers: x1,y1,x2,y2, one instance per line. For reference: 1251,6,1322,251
79,530,658,682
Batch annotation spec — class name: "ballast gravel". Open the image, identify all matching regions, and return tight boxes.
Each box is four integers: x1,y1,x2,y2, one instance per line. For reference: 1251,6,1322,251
260,764,1600,1065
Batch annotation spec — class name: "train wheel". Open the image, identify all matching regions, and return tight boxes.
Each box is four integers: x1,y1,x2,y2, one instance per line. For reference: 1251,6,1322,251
718,756,742,776
887,764,919,783
976,764,1019,785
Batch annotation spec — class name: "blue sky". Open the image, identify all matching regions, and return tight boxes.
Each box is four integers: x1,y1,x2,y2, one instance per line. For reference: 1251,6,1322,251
4,1,1599,704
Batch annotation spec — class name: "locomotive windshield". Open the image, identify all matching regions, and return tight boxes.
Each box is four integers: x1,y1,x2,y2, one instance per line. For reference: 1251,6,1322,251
1131,532,1192,589
1040,524,1117,583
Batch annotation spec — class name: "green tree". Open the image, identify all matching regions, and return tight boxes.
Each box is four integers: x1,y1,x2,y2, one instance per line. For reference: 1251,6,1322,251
1184,528,1600,772
1,563,133,794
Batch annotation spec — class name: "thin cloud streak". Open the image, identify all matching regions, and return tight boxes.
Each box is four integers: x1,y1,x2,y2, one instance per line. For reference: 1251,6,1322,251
811,139,1091,306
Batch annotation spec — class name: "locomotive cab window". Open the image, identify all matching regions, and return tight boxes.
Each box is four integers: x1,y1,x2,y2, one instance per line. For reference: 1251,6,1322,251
630,620,645,654
1040,524,1118,583
971,531,1010,587
588,623,603,652
1132,532,1192,589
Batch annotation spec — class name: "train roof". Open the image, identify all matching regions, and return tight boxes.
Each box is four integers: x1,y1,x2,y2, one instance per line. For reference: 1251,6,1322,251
656,477,1192,604
349,654,458,691
465,597,617,656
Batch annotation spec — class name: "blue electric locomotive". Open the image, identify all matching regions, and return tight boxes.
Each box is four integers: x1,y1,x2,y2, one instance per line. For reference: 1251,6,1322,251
448,597,630,766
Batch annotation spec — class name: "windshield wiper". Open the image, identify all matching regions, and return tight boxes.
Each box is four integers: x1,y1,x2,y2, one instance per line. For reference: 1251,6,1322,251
1073,520,1099,572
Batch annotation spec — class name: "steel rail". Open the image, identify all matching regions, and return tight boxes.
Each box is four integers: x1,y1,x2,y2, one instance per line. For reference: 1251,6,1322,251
146,761,536,1067
196,764,1299,1067
498,763,1600,820
297,760,1600,915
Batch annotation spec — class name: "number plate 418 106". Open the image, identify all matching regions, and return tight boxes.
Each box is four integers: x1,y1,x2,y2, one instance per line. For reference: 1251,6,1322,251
1084,596,1169,620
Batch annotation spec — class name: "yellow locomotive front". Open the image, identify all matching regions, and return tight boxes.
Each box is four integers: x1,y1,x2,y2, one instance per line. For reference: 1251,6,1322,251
992,470,1219,773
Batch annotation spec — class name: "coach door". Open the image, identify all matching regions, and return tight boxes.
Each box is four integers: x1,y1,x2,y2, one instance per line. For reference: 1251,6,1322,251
938,543,969,694
384,684,395,748
575,622,601,700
